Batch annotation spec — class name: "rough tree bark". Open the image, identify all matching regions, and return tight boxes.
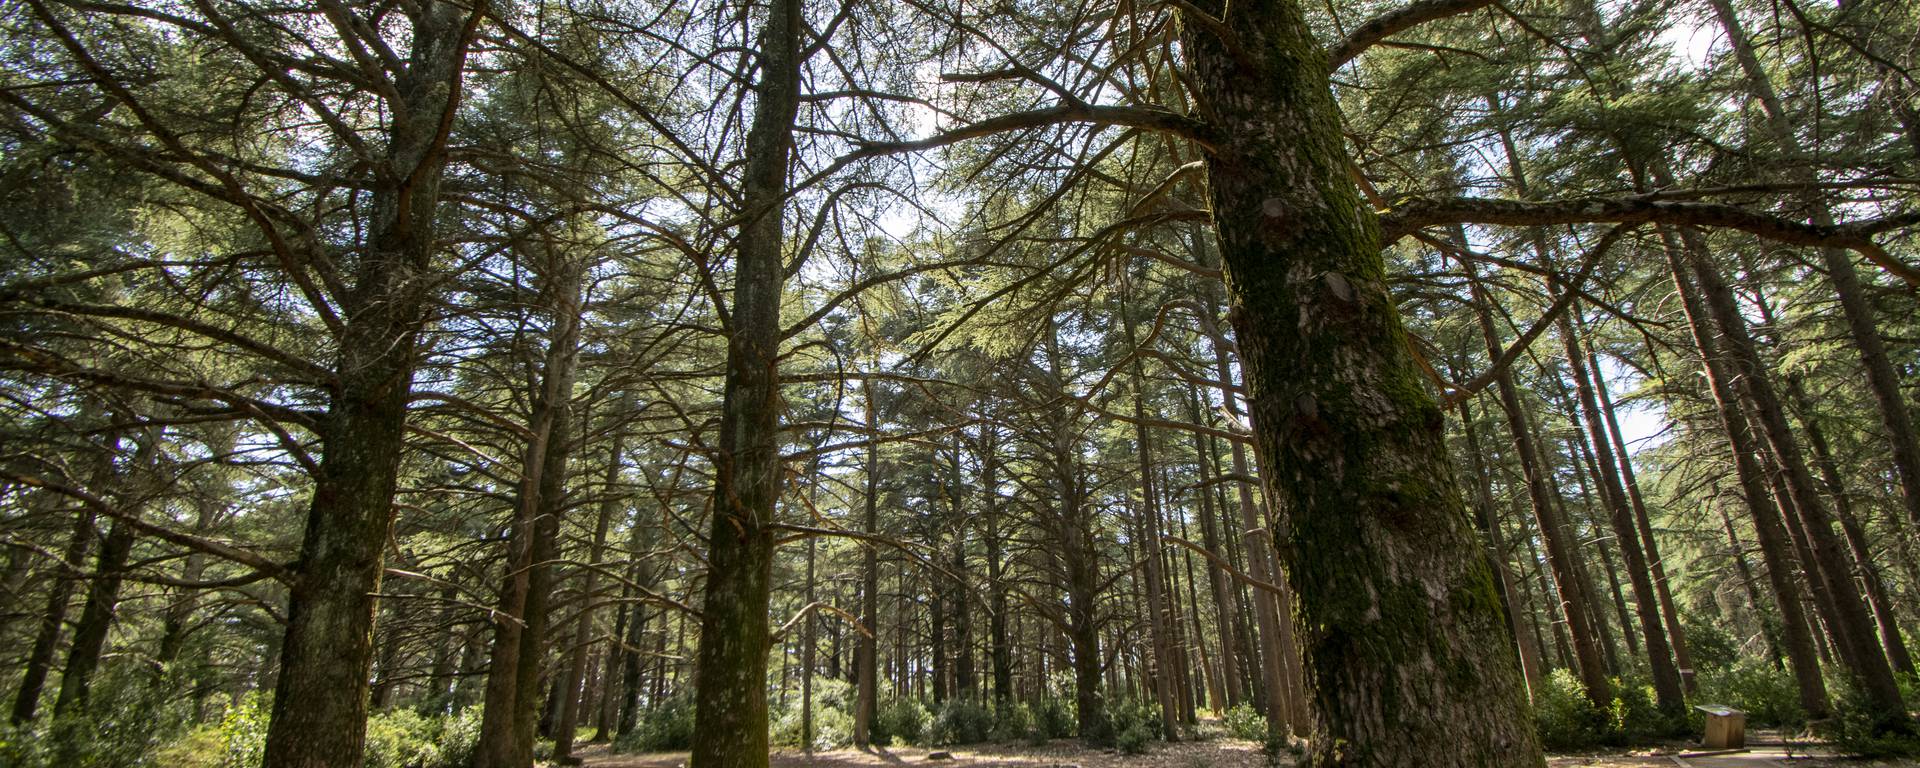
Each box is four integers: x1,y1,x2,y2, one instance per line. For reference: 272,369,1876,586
1179,1,1543,762
686,0,801,762
260,5,474,766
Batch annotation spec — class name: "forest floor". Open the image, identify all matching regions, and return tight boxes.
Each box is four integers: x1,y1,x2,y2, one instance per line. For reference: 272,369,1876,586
574,733,1895,768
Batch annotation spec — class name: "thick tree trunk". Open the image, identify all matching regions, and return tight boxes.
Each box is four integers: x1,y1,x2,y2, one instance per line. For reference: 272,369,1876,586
686,0,799,763
261,6,470,766
1181,3,1541,763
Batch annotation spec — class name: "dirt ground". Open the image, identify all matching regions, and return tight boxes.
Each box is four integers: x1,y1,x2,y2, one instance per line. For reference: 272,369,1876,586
574,733,1901,768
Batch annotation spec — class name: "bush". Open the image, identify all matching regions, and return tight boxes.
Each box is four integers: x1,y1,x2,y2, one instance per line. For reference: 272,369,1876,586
771,697,855,750
929,699,993,745
613,695,696,752
1533,669,1608,751
1116,721,1154,754
1694,659,1805,729
1223,704,1266,742
364,709,443,768
990,702,1032,742
1108,698,1162,753
1819,682,1920,759
1031,697,1075,740
870,698,927,746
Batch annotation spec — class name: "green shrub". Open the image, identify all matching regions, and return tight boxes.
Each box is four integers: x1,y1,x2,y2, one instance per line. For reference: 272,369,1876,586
1107,698,1162,752
1533,669,1608,751
364,709,443,768
1694,659,1805,729
870,698,927,746
929,699,993,745
771,697,855,750
1031,697,1075,739
1222,704,1266,742
1116,721,1154,754
1819,682,1920,759
613,695,696,752
990,702,1032,742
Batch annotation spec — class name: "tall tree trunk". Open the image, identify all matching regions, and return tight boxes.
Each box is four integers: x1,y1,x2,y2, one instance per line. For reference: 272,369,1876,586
1584,336,1694,691
854,380,881,746
1123,305,1181,740
1660,233,1831,718
686,0,800,762
1706,0,1920,528
1181,4,1541,762
475,240,587,768
1556,306,1684,718
261,6,471,766
1468,264,1612,708
11,479,103,724
554,432,624,764
1458,396,1544,700
1189,387,1245,709
1678,235,1910,730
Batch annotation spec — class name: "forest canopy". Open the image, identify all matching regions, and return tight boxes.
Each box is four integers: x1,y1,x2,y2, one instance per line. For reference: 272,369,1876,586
1,0,1918,766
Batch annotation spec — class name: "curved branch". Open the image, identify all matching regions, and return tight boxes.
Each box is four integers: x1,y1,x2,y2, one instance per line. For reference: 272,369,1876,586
1382,196,1920,286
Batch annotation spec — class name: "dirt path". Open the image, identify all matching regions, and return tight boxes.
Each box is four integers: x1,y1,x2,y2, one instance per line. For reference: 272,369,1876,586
575,738,1883,768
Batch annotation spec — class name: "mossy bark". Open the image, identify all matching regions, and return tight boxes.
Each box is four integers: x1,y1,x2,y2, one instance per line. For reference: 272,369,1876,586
261,9,467,767
1181,1,1542,764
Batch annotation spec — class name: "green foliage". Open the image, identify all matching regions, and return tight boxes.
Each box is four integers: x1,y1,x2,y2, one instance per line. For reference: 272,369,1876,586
1,668,200,768
928,699,993,745
1532,670,1609,751
1694,660,1806,729
1818,682,1920,759
989,701,1032,742
360,707,481,768
1030,697,1075,740
770,684,856,751
1108,698,1162,753
612,695,696,752
1223,704,1267,741
1115,721,1153,754
869,698,928,746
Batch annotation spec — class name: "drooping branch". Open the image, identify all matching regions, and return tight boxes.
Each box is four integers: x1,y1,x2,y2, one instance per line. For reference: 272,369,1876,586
1382,195,1920,286
1327,0,1499,70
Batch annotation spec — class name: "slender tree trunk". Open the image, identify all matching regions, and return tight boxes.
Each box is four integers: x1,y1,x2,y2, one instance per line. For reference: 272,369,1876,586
1459,396,1544,700
1468,265,1611,708
1660,234,1831,718
1707,0,1920,528
475,241,586,768
686,0,800,763
1556,305,1684,718
1181,4,1542,762
1189,388,1245,709
554,433,624,764
854,381,881,747
1678,235,1909,730
1584,337,1694,691
11,485,101,724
